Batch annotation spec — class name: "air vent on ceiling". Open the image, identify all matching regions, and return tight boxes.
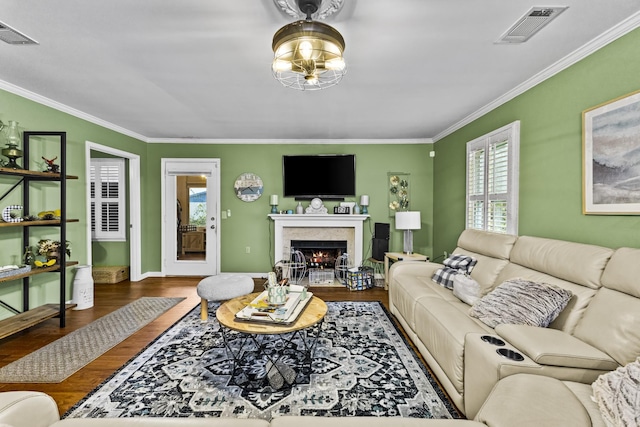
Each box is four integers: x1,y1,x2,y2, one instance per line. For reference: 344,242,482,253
0,20,38,45
495,6,568,44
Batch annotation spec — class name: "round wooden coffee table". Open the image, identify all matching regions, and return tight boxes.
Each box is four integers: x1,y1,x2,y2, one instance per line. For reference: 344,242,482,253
216,292,327,391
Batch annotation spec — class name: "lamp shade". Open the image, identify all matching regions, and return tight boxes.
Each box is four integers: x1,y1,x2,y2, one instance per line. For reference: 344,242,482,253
360,195,369,206
395,211,421,230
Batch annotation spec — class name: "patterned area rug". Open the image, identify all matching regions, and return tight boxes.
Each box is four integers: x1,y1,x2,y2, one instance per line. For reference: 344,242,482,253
0,297,185,383
64,301,461,420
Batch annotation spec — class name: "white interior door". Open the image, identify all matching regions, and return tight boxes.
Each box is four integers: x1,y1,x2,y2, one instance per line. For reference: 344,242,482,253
162,159,220,276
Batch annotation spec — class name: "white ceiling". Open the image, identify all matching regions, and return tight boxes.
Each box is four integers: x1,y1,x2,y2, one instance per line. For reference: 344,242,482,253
1,1,639,142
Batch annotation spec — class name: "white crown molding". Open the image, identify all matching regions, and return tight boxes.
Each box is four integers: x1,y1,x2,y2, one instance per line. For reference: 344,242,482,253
146,138,433,145
433,11,640,143
0,79,148,142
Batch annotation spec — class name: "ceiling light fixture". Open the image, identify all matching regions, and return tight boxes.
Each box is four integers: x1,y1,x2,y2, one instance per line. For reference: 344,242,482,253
272,0,346,91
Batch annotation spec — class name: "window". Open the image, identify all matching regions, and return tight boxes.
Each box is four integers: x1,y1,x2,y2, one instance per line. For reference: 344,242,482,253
91,158,126,241
188,186,207,227
466,121,520,234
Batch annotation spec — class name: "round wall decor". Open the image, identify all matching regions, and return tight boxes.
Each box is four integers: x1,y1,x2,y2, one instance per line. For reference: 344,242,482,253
234,173,264,202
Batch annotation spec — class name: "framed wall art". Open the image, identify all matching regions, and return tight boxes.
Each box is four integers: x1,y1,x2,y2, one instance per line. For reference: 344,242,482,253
582,89,640,214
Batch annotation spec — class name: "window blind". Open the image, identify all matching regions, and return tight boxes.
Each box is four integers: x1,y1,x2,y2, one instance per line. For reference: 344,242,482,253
90,158,126,241
466,122,519,234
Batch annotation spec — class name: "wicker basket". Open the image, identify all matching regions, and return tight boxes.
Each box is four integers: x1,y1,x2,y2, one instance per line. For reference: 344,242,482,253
92,266,129,284
346,267,374,291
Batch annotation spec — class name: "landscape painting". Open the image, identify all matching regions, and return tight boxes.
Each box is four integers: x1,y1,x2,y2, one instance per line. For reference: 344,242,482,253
583,90,640,214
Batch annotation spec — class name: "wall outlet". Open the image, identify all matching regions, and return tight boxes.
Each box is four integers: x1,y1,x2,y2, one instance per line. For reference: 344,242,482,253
245,246,251,254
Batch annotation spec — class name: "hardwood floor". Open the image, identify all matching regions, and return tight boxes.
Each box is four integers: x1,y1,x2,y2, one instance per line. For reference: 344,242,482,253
0,277,392,415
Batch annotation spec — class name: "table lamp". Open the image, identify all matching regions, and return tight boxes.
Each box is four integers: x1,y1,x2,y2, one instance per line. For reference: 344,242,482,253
270,195,279,214
360,195,369,214
395,211,421,254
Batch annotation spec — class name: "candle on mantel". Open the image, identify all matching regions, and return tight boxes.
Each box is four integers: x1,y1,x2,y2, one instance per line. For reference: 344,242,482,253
270,195,278,205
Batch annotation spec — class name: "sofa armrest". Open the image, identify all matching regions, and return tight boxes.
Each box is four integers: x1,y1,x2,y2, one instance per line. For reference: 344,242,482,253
495,324,619,370
389,261,442,284
0,391,60,427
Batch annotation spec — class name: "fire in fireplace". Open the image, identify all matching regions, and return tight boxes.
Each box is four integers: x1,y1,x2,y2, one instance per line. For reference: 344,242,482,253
291,240,347,269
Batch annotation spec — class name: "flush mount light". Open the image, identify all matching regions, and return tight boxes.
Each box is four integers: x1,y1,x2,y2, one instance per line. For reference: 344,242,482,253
272,0,346,91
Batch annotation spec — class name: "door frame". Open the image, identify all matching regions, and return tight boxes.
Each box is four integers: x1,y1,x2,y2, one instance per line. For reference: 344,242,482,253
85,141,142,281
160,158,221,276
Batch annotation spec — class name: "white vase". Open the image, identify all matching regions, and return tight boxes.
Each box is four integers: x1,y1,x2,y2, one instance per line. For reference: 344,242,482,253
296,202,304,214
72,265,94,310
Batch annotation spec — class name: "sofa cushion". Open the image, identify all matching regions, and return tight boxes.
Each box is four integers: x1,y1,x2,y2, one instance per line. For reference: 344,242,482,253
574,287,640,366
414,297,491,394
453,248,510,296
592,358,640,427
475,374,592,427
456,229,517,260
469,278,572,328
509,235,613,290
601,247,640,298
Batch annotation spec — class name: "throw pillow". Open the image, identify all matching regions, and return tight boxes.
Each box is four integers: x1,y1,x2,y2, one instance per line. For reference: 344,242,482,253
443,254,478,274
453,273,481,305
592,358,640,427
468,278,572,328
432,254,478,289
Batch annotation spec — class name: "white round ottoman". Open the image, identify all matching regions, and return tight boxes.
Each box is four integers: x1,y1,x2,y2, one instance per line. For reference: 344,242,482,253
197,274,254,321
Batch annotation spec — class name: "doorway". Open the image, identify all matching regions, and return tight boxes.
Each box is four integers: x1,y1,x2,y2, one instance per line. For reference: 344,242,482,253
162,158,220,276
85,142,141,281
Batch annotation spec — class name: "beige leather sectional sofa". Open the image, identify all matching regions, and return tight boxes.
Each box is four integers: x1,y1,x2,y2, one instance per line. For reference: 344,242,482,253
389,229,640,423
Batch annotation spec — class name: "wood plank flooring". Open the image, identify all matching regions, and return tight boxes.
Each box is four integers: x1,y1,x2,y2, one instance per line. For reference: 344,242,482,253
0,277,395,415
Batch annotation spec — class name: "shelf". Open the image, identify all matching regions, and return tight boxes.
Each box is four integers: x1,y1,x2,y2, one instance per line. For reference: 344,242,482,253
0,166,78,180
0,219,79,228
0,303,76,340
0,261,78,284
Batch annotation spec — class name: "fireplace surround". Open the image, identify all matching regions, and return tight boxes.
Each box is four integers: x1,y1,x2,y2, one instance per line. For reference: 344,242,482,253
269,214,369,268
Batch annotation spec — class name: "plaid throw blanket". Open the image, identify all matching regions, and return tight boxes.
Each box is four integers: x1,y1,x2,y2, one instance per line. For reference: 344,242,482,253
432,254,478,290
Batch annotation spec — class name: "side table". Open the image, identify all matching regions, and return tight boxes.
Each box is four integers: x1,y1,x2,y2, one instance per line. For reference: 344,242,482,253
384,252,429,290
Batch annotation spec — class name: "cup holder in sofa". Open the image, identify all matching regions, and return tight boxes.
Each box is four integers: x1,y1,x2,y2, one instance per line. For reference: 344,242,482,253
481,335,505,346
496,348,524,361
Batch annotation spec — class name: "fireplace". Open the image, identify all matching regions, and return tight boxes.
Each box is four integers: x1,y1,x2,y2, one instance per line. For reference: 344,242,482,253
291,240,347,269
269,213,369,268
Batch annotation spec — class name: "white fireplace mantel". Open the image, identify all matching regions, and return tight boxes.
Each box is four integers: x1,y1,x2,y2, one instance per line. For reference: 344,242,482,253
269,214,370,266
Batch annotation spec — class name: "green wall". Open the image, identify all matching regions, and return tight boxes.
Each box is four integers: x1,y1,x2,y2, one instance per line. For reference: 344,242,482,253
0,89,146,319
145,143,433,273
433,28,640,256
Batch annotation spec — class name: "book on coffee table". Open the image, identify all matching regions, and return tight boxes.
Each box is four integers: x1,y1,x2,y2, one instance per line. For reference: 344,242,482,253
235,290,313,324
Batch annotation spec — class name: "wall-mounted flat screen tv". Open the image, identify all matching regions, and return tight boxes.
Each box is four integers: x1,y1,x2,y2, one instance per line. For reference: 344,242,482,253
283,154,356,200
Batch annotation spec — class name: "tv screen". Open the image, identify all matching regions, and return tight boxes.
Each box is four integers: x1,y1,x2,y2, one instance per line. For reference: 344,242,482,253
283,154,356,200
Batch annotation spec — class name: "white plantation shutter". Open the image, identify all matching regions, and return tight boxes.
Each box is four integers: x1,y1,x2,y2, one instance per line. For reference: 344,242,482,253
91,158,126,241
466,122,519,234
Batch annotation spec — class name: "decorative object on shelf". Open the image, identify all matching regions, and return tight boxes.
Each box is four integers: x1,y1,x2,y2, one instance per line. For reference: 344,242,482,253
0,264,31,278
37,209,61,220
334,253,352,284
296,201,304,214
72,265,94,310
42,156,60,173
271,0,346,91
22,246,35,267
353,203,360,214
305,197,327,214
2,205,23,223
388,172,410,217
37,239,71,264
333,205,350,214
360,195,369,214
270,194,279,213
1,120,23,169
583,89,640,214
234,172,264,202
395,211,421,254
